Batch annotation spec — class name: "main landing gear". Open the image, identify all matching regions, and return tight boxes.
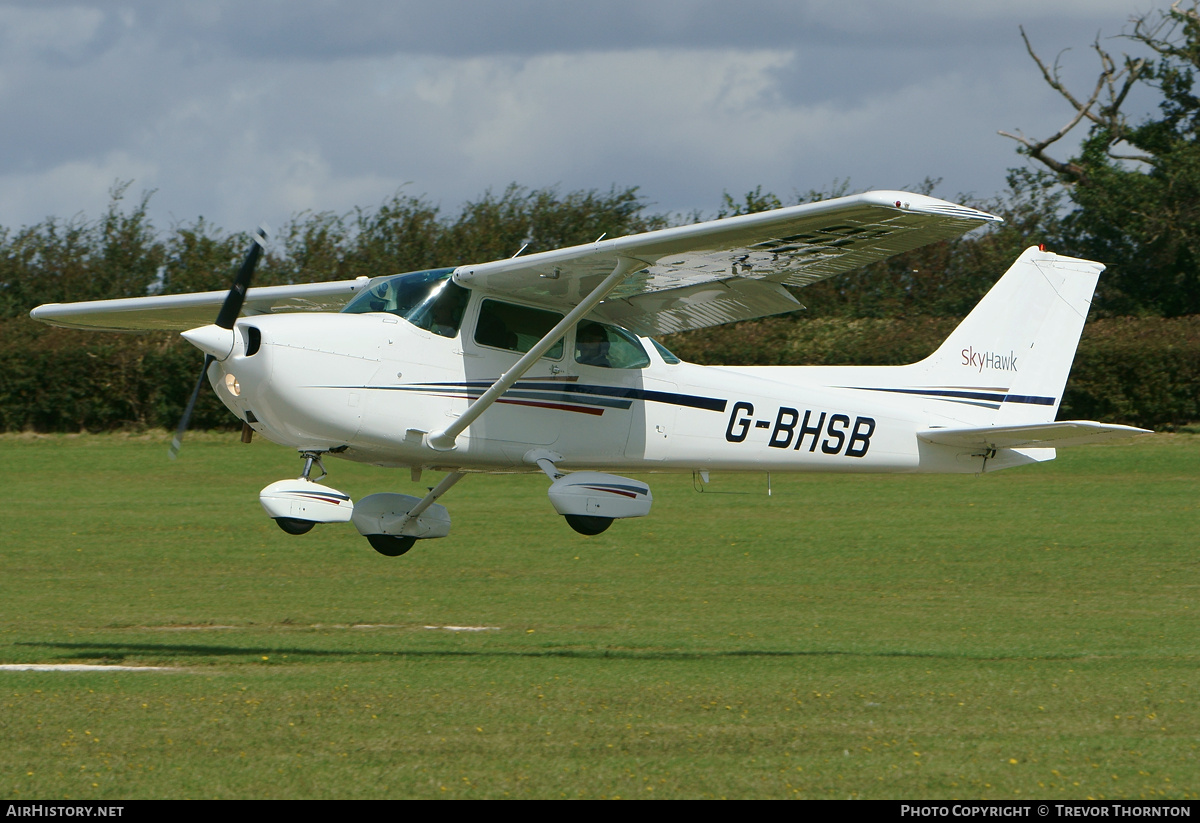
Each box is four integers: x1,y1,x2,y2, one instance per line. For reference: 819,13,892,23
528,450,652,537
351,472,462,556
365,534,417,556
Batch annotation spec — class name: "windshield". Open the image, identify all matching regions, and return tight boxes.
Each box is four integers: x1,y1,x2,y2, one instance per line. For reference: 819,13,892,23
342,268,470,338
342,268,456,318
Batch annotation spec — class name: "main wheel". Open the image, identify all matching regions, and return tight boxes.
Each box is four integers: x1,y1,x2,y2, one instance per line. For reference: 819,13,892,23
275,517,315,535
564,514,613,536
367,534,417,556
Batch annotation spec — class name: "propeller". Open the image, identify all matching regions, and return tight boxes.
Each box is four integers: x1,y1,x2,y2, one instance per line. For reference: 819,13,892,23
169,226,268,459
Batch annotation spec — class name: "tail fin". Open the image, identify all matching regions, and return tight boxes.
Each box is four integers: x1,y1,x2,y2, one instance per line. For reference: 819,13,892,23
912,246,1102,425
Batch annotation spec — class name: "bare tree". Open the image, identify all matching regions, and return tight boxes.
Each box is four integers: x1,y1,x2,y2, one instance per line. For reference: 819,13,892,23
995,4,1200,183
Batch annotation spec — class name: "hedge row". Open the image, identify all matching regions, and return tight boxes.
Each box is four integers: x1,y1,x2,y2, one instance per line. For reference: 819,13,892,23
1,316,1196,433
0,321,231,433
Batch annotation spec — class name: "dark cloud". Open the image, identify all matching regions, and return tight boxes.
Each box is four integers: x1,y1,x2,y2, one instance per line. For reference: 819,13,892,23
71,1,1163,60
0,1,1175,232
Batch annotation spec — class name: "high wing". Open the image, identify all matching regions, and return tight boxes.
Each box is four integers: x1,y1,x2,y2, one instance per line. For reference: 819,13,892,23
29,278,370,332
30,190,997,334
454,190,1001,335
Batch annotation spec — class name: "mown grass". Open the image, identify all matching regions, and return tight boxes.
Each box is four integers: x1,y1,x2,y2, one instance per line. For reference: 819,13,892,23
2,432,1197,799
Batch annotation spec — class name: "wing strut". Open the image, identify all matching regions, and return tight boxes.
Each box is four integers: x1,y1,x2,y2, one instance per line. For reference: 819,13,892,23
396,471,467,533
424,256,643,451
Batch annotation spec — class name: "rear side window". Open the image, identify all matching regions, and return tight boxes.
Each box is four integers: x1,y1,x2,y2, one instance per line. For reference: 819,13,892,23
574,321,650,369
474,299,564,359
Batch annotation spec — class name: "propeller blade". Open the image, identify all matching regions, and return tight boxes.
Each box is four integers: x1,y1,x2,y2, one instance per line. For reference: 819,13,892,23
214,225,268,330
169,354,214,460
170,225,268,459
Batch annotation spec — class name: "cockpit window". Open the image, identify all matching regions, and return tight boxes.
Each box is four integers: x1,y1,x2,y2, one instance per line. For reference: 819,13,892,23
474,299,564,359
574,321,650,369
342,268,458,325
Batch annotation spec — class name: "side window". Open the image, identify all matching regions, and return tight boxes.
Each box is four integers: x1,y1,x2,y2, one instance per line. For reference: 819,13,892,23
574,321,651,369
650,338,682,364
473,299,564,358
408,280,470,338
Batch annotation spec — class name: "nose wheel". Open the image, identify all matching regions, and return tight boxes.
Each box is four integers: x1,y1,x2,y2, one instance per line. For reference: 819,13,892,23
260,451,354,537
564,514,613,536
275,517,316,535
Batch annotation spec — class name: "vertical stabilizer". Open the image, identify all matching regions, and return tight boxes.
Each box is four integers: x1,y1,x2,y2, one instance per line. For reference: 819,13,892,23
914,247,1102,425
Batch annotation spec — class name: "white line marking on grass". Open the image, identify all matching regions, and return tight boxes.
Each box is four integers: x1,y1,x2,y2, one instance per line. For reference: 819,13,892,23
312,624,500,630
347,624,407,629
309,623,408,629
149,625,238,631
0,664,180,672
126,623,504,632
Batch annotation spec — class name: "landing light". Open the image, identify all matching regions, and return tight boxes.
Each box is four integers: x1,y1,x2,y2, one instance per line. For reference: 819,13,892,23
224,373,241,397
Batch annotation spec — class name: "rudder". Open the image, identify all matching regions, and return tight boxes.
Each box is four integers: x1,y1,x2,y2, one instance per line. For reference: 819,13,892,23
914,246,1102,425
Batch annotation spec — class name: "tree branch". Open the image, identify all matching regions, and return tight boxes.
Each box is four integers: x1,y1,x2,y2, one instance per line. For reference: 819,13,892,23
1019,26,1105,121
997,129,1090,182
1002,25,1153,183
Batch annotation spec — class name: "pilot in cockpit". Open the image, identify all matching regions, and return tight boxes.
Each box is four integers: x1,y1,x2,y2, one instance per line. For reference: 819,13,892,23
575,322,611,368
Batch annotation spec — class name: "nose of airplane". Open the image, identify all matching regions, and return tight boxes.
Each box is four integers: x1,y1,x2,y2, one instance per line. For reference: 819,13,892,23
181,323,236,361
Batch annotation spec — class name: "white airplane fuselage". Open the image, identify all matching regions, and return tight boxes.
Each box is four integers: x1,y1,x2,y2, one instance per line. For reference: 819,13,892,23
211,308,1018,479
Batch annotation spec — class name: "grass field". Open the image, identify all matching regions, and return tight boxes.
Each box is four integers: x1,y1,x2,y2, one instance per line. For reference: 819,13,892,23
2,432,1197,799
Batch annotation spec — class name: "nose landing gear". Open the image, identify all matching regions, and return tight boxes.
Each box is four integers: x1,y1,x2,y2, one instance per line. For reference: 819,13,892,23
259,451,354,535
275,517,316,535
564,514,613,536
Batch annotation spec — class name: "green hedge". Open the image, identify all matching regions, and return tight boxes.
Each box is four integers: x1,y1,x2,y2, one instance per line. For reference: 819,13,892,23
1,315,1196,433
0,320,232,433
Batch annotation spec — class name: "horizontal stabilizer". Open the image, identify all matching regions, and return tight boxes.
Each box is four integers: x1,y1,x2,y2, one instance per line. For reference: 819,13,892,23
918,421,1150,450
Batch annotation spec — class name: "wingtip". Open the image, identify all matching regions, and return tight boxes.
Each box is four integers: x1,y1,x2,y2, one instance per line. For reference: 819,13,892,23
861,190,1002,224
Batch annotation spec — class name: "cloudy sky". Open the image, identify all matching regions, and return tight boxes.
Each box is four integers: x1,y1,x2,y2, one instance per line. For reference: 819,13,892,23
0,0,1169,234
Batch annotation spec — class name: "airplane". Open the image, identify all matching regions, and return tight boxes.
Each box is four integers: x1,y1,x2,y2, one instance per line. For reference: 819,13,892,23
30,190,1149,556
